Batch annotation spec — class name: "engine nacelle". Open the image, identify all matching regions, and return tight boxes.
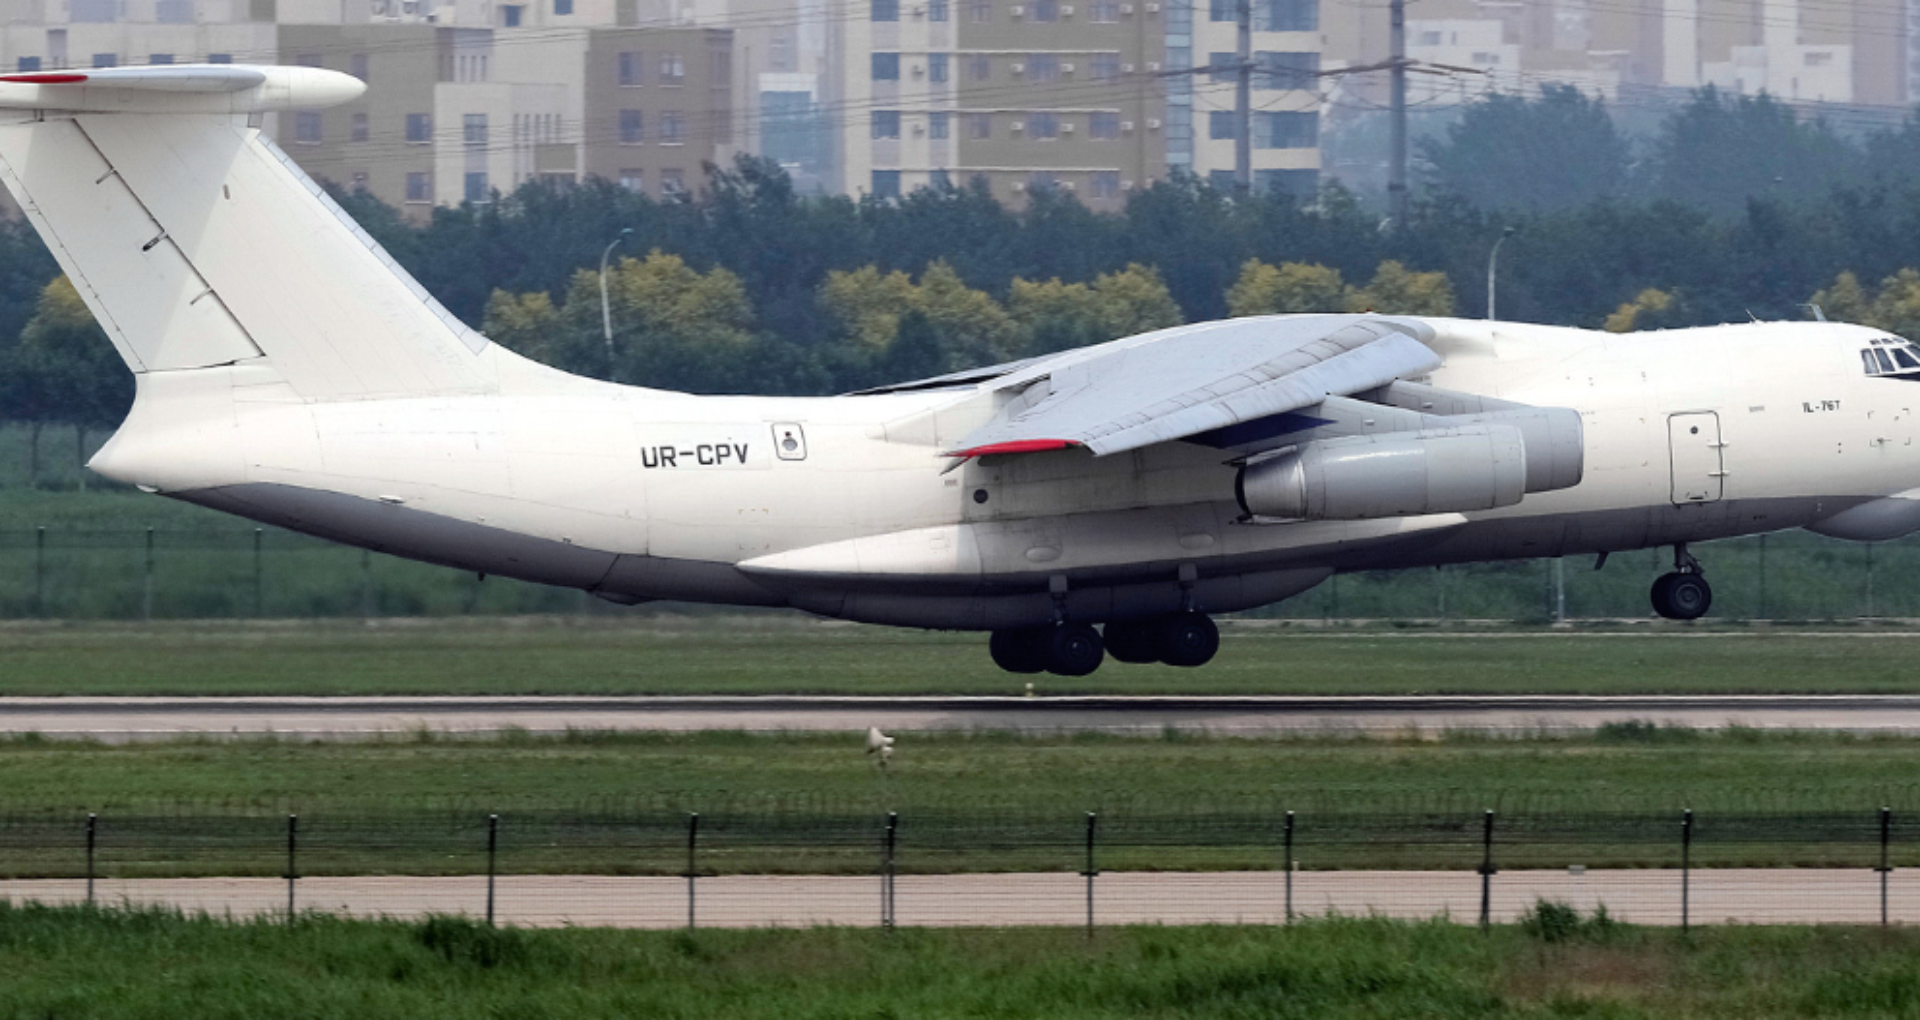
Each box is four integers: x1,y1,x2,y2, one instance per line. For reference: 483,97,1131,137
1235,425,1529,520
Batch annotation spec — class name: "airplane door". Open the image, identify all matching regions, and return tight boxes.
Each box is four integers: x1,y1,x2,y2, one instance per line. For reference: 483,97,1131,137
1668,412,1724,505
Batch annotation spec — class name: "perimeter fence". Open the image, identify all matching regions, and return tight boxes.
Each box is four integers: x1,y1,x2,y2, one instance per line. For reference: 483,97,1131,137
4,806,1920,929
5,526,1920,621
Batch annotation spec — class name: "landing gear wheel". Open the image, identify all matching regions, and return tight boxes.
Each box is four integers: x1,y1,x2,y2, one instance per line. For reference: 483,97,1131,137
1102,620,1162,664
989,628,1049,673
1651,572,1712,621
1158,612,1220,668
1044,623,1106,677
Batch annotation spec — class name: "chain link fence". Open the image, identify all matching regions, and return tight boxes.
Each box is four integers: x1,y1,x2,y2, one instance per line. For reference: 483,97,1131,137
3,526,1920,621
2,807,1918,928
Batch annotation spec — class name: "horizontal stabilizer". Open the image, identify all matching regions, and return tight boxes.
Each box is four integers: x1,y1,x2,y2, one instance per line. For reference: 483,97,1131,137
0,65,362,113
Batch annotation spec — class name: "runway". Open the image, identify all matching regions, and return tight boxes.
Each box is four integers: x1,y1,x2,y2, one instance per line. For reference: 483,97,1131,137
10,694,1920,740
0,868,1905,928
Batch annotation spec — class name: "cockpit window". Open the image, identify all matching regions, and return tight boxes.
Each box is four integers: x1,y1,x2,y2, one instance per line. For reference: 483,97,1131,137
1861,336,1920,378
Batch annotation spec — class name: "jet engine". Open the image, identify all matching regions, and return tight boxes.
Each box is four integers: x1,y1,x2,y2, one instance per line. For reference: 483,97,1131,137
1236,424,1530,521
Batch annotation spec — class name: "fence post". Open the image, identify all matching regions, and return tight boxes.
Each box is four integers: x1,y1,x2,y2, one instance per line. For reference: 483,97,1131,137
1082,812,1098,938
1758,533,1768,618
1477,810,1495,932
253,529,264,618
1283,810,1295,925
286,814,298,920
1681,809,1692,934
686,812,699,931
1880,806,1893,929
485,813,498,927
33,527,45,617
85,813,95,906
360,549,374,619
882,811,898,930
142,527,155,621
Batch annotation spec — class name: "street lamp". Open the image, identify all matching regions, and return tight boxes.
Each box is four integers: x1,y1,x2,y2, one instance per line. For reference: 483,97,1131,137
600,227,633,377
1485,225,1516,321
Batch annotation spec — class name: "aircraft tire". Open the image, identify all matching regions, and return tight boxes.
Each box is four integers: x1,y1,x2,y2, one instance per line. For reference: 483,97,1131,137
1653,572,1712,621
1045,624,1106,676
1158,612,1220,668
1102,620,1163,664
989,628,1050,673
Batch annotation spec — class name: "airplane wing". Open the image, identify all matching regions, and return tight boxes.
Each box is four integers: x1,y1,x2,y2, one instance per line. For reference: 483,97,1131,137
943,313,1442,458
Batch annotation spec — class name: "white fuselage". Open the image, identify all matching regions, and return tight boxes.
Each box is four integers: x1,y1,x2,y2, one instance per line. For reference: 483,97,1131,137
89,316,1919,630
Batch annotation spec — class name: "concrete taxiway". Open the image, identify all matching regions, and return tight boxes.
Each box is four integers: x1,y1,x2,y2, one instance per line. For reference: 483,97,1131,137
8,694,1920,740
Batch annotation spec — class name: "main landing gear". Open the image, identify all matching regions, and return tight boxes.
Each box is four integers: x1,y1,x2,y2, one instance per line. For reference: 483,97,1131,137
1650,543,1713,621
988,613,1220,676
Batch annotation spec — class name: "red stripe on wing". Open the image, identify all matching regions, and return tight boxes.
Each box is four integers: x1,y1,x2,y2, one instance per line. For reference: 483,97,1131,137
948,439,1081,458
0,73,89,84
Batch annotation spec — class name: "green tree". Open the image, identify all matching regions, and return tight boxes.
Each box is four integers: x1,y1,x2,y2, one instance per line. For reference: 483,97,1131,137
2,276,131,486
1811,269,1920,338
1648,88,1861,215
1348,261,1456,316
820,261,1021,381
1420,85,1631,212
1604,288,1688,332
1225,260,1349,316
1008,264,1183,354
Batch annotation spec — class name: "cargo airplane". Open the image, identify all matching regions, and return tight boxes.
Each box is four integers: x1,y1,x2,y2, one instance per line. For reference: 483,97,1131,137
2,65,1914,675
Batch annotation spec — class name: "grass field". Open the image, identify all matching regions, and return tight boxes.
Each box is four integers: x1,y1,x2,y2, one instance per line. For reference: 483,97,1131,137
0,729,1916,876
7,618,1920,696
1,904,1918,1018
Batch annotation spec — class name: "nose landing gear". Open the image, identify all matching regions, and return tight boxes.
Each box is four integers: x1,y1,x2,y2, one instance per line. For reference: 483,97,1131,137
1650,543,1713,621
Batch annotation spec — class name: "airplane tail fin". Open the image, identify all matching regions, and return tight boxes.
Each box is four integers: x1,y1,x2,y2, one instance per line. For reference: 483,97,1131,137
0,65,495,400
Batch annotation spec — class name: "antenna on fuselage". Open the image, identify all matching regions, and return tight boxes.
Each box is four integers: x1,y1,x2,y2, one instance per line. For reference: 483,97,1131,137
1803,303,1829,322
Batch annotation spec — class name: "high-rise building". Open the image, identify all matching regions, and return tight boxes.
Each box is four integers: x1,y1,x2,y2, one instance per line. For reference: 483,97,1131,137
1167,0,1320,196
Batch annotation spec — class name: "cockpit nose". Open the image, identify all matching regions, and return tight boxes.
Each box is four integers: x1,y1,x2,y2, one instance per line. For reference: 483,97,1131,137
1861,336,1920,379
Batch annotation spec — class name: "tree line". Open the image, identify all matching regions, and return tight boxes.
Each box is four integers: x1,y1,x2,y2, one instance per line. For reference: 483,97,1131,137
10,85,1920,482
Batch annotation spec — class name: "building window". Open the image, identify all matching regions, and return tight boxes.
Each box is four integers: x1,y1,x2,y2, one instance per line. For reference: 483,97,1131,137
1090,54,1120,79
620,169,645,193
770,34,795,71
351,112,369,142
156,0,194,22
871,110,901,139
1090,170,1121,199
463,113,488,146
464,172,490,203
92,54,118,69
968,55,991,81
873,0,900,20
1260,110,1317,148
406,173,432,203
502,3,523,25
929,111,950,139
148,53,174,65
1209,110,1237,139
1256,50,1319,88
1032,0,1057,19
1089,111,1120,138
208,53,232,64
1209,0,1232,20
1089,0,1119,20
1209,52,1241,83
555,0,574,14
929,0,950,19
1259,0,1316,31
929,53,948,83
406,113,432,143
620,109,645,143
871,170,902,199
16,58,40,73
1029,111,1058,139
930,168,951,189
72,0,117,21
661,168,686,197
296,52,322,68
660,53,685,85
619,51,644,86
966,0,991,21
294,111,322,144
661,110,685,143
967,112,991,138
872,53,900,80
1027,54,1059,82
350,53,369,81
1028,171,1058,193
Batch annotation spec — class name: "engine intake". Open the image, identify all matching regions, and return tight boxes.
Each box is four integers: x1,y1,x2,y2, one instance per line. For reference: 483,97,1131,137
1235,424,1530,520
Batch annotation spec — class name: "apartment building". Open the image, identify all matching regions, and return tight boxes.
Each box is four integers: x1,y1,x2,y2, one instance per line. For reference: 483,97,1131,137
1168,0,1319,196
835,0,1175,209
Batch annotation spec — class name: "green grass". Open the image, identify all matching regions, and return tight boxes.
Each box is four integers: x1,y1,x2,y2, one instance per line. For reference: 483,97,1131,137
2,729,1919,876
8,619,1920,696
2,904,1920,1018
